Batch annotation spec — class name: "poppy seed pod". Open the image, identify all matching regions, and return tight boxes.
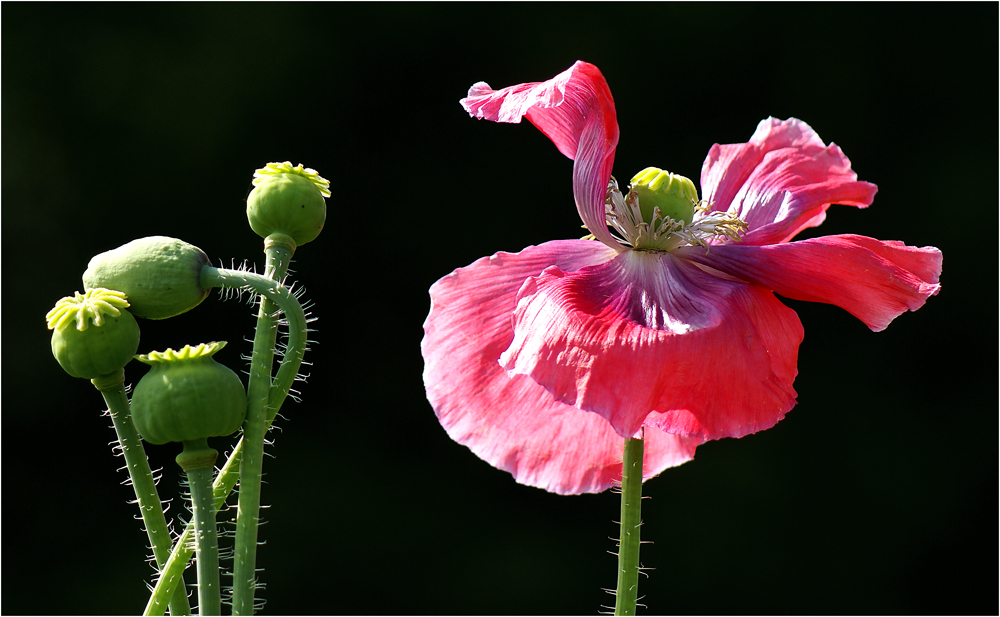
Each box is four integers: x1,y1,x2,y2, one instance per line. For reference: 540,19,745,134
247,162,330,247
131,342,247,446
82,236,210,320
46,288,141,379
629,167,698,227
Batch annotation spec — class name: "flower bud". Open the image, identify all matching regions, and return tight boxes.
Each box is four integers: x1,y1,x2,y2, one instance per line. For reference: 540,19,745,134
82,236,210,320
247,162,329,247
629,167,698,227
131,342,247,445
47,288,141,379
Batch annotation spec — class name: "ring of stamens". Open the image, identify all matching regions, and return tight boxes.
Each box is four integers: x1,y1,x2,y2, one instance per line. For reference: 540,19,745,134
603,176,748,251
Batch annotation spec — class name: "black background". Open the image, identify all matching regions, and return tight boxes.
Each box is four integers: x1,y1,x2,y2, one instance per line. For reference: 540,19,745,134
3,3,996,615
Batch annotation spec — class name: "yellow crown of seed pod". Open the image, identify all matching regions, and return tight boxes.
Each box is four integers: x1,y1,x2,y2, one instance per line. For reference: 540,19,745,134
131,342,247,445
83,236,210,320
247,161,329,247
46,288,141,379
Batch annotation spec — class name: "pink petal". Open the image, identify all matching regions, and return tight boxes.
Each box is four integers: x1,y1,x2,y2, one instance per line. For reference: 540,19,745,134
677,234,943,332
500,249,804,441
461,61,622,251
701,117,878,246
422,240,700,494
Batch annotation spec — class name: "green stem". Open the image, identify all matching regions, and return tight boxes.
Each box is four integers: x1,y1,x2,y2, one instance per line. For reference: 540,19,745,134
177,442,222,616
93,370,192,617
231,239,292,615
614,436,644,616
201,260,305,426
145,444,240,616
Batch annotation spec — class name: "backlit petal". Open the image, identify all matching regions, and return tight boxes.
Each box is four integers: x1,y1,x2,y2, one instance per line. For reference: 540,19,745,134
422,240,699,494
677,234,942,332
461,61,621,250
500,250,803,441
701,117,877,245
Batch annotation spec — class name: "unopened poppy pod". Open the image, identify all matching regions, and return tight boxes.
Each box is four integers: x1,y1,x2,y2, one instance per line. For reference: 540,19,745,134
83,236,210,320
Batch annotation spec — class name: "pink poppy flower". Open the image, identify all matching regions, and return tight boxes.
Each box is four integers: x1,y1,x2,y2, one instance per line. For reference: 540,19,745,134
421,61,941,495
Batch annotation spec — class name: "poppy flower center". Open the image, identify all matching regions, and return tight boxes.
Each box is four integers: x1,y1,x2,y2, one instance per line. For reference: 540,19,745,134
604,169,748,252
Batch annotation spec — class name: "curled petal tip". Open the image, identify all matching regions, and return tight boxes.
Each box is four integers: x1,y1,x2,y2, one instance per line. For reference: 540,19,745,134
458,61,621,250
466,81,493,98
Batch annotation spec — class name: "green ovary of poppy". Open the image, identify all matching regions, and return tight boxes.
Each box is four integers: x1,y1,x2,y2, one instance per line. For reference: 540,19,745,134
629,167,698,227
47,288,141,380
246,162,329,246
131,342,247,445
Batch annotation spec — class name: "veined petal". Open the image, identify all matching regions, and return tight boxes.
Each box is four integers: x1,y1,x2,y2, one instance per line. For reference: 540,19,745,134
701,117,877,246
677,234,943,332
500,250,803,441
461,61,622,251
423,240,698,494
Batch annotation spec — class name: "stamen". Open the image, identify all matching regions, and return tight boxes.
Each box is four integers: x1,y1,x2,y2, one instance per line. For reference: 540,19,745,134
603,177,748,252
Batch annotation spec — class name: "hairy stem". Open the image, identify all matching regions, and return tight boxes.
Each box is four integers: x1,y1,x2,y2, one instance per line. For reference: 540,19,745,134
614,436,644,616
93,370,192,617
231,241,292,615
177,443,222,616
145,445,240,616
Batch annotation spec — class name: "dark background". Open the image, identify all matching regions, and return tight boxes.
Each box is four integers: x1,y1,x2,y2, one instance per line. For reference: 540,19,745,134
3,3,996,615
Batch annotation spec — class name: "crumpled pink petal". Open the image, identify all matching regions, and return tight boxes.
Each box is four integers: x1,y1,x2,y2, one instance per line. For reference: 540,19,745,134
461,61,622,251
677,234,942,332
701,117,878,246
500,249,804,441
422,240,701,494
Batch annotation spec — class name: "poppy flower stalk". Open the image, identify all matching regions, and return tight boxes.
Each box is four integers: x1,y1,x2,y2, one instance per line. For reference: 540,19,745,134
422,61,941,613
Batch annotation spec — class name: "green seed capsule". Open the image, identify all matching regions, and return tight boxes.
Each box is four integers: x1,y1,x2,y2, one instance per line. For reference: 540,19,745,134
82,236,210,320
247,162,330,247
46,288,141,379
131,342,247,445
629,167,698,227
